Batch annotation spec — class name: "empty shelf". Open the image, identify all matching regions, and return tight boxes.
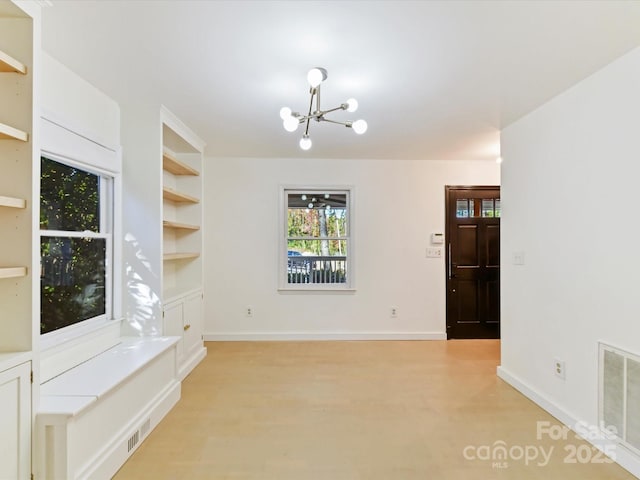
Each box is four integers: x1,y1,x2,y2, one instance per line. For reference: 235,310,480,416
0,267,27,279
163,151,199,176
162,186,199,204
0,196,26,209
0,49,27,74
163,252,200,261
0,122,28,142
163,220,200,231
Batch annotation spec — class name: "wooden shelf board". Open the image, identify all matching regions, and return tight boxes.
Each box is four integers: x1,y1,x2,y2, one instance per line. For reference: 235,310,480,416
163,252,200,261
163,151,199,176
0,50,27,74
0,267,27,279
163,220,200,231
0,122,28,142
162,186,199,204
0,195,26,209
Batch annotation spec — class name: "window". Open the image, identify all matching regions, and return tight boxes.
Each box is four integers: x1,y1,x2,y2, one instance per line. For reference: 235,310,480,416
456,198,501,218
40,156,113,334
281,188,353,290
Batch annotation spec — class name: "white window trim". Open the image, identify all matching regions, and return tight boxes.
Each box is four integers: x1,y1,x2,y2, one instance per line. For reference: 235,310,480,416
39,116,123,381
278,185,355,293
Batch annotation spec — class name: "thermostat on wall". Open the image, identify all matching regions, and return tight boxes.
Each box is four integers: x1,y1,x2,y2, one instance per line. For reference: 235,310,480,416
431,233,444,244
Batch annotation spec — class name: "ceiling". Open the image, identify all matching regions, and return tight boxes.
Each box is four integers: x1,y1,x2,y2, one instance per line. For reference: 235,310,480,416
41,1,640,160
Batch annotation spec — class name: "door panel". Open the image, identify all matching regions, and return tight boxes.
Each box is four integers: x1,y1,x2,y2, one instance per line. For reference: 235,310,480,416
456,279,479,322
486,225,500,266
458,225,478,266
446,186,500,339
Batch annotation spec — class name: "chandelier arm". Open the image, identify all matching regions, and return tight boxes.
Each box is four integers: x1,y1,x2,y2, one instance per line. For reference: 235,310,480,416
320,118,352,127
304,89,317,135
318,105,347,116
316,84,321,112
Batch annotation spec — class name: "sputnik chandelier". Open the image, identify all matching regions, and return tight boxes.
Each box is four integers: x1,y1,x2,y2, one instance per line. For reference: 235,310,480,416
280,67,368,151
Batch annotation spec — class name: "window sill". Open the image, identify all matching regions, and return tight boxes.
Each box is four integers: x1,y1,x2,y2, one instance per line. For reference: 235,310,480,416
39,318,123,383
278,287,356,295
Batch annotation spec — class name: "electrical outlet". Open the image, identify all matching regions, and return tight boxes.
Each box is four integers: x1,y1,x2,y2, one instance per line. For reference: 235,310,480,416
390,306,398,318
426,247,443,258
246,305,253,317
554,358,565,380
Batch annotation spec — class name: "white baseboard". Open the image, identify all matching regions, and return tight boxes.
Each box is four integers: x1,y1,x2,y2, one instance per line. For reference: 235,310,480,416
497,366,640,479
203,332,447,341
178,346,207,381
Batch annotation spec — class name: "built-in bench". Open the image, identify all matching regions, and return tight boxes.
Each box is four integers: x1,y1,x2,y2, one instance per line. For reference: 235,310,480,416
36,336,181,480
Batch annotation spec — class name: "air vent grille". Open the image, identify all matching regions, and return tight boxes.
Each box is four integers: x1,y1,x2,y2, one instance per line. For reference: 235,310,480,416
127,430,139,453
600,343,640,454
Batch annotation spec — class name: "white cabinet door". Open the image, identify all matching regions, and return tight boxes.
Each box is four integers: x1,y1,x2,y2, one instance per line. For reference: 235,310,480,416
182,292,203,359
0,361,30,480
163,301,184,361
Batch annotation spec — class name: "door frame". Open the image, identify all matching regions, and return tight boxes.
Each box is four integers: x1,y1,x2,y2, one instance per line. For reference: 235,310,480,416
444,185,501,339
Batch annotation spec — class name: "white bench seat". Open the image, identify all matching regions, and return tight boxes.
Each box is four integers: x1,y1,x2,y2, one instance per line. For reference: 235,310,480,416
36,336,181,480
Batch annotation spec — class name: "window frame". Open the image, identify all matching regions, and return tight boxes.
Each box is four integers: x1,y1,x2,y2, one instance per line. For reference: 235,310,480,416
278,185,355,292
39,152,115,339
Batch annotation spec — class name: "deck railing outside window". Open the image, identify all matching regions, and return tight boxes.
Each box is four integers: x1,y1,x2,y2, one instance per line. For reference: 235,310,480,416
287,255,347,284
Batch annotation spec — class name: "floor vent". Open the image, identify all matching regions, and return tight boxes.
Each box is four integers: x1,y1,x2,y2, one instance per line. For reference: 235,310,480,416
600,343,640,454
140,418,151,438
127,430,140,453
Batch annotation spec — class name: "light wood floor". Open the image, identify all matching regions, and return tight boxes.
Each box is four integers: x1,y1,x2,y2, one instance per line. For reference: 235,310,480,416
114,341,636,479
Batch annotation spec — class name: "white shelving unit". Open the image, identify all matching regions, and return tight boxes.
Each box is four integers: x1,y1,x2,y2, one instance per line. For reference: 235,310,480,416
0,1,36,351
161,107,206,379
0,2,39,478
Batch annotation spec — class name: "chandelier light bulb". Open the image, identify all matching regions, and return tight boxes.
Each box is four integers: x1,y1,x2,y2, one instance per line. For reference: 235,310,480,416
307,68,326,88
346,98,358,113
308,203,314,209
301,194,307,201
352,119,368,135
279,106,292,120
283,115,299,132
300,135,312,150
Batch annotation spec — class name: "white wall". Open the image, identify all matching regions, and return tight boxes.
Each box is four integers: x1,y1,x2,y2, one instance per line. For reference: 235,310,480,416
499,46,640,476
120,105,163,336
203,157,499,339
41,52,119,150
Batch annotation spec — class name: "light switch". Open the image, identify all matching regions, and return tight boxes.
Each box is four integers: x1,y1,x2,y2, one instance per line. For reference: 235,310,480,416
426,248,443,258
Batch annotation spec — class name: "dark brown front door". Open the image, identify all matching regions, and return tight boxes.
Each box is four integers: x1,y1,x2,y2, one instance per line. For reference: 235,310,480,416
445,186,500,339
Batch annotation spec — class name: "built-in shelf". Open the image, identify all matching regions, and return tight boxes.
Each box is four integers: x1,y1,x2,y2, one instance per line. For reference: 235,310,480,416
0,49,27,74
163,252,200,261
0,122,28,142
162,151,199,176
162,186,199,204
163,220,200,231
0,196,26,209
0,267,27,279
